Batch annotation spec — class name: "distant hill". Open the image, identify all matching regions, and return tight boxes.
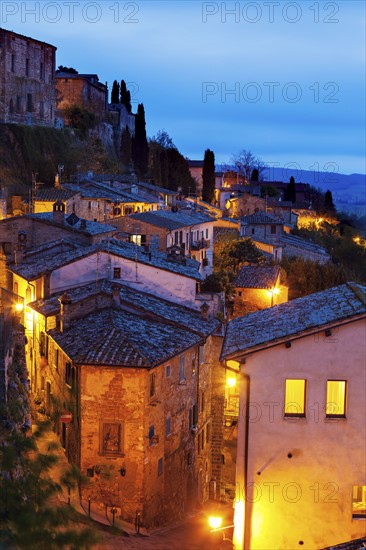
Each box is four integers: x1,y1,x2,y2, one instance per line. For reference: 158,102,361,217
266,167,365,217
216,164,366,217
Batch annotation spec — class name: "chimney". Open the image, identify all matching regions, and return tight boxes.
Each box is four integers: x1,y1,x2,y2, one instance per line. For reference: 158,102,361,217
59,291,72,332
112,285,121,308
200,301,210,321
54,173,60,188
53,200,65,224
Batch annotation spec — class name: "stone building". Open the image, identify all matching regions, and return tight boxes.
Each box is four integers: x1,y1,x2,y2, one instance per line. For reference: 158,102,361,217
233,265,288,316
0,29,56,126
221,283,366,549
116,208,215,277
23,280,221,528
55,72,107,123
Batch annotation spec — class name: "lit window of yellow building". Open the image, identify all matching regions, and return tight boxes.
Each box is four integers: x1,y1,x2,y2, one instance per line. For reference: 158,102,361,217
326,380,346,417
284,379,306,417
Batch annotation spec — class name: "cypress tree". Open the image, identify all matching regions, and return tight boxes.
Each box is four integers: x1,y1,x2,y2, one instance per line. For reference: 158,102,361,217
120,80,132,113
202,149,216,203
132,103,148,177
284,176,296,202
111,80,120,104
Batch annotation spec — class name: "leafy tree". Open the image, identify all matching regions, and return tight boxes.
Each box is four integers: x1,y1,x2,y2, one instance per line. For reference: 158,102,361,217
284,176,296,202
64,105,96,137
202,149,215,203
132,103,148,177
261,185,279,198
120,126,132,168
152,130,176,150
231,149,267,181
57,66,78,74
120,80,132,113
148,131,195,193
111,80,120,104
0,347,97,549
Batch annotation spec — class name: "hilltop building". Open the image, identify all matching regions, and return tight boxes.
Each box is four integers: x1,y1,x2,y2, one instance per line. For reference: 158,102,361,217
0,28,56,126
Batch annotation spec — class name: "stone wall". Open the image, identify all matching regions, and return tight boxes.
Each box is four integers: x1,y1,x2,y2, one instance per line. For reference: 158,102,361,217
0,29,56,126
56,75,107,122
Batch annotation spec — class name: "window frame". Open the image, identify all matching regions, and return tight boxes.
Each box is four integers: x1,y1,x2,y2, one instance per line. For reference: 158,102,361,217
179,355,186,383
326,380,347,418
284,378,307,418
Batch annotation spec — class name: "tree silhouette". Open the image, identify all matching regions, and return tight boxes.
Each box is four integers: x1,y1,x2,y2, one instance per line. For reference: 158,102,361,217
202,149,215,203
111,80,120,104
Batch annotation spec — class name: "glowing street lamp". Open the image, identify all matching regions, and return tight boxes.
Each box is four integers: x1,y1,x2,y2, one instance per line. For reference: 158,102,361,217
15,302,24,312
226,377,237,388
209,516,223,530
267,287,280,307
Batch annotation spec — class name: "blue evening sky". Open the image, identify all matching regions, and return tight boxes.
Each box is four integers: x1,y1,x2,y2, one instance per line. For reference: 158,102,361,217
1,1,365,174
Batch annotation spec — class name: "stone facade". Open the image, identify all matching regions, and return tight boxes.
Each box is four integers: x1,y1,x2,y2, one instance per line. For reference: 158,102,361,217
0,29,56,126
56,72,107,122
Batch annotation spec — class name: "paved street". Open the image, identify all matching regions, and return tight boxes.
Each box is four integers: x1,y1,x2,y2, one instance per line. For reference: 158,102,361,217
94,511,234,550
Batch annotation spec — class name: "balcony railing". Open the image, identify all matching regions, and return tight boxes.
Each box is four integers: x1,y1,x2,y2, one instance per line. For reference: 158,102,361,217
191,239,210,251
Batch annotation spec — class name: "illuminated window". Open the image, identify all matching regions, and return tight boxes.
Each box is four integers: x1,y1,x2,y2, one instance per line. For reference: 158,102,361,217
326,380,346,417
352,485,366,519
113,267,121,279
284,379,306,417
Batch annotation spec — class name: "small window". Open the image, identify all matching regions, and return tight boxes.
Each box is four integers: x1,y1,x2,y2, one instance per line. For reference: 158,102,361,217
199,345,204,365
284,379,306,417
271,225,276,234
149,424,155,446
158,457,163,477
113,267,121,279
166,365,171,377
237,291,242,297
149,373,156,398
189,403,198,428
352,485,366,519
26,93,33,112
65,362,75,387
39,101,44,118
206,228,209,239
16,96,21,112
251,228,255,235
179,356,185,383
166,415,171,437
9,99,14,113
54,348,59,370
326,380,346,417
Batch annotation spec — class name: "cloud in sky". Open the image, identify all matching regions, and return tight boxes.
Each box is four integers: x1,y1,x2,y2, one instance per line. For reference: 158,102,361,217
1,0,365,174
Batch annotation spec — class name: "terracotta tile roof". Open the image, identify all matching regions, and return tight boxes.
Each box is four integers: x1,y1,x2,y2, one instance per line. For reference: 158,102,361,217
49,308,203,367
235,266,280,289
29,280,220,338
28,212,117,235
11,239,201,281
221,283,366,359
323,536,366,550
130,209,214,230
35,188,79,201
240,211,284,225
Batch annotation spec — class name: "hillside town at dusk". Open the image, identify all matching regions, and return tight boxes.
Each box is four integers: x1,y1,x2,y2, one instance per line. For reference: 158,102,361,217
0,9,365,550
